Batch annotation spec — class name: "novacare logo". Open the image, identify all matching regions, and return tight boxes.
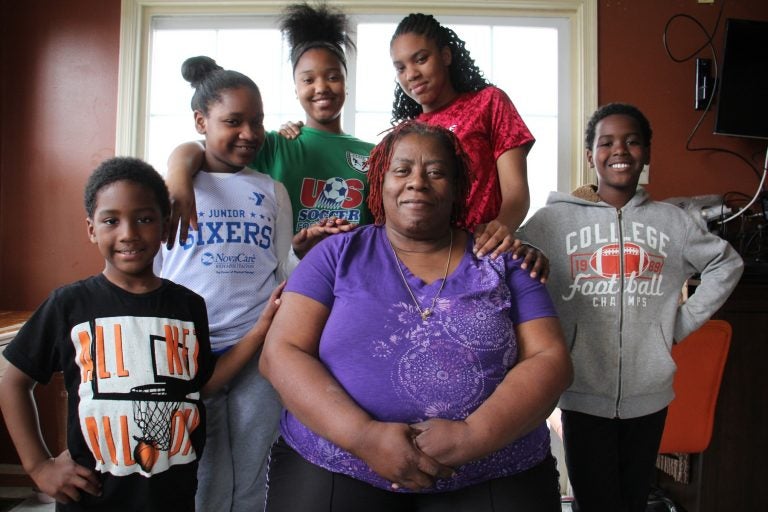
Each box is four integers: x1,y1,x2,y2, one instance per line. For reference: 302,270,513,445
200,253,257,266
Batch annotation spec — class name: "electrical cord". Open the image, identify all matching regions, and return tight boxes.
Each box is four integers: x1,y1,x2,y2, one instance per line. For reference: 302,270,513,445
718,145,768,224
662,1,762,180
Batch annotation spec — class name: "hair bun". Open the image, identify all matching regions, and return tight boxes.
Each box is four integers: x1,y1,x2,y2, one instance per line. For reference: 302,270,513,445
181,56,224,87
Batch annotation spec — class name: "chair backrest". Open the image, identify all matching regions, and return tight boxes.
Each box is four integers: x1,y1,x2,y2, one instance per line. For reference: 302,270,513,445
658,319,732,454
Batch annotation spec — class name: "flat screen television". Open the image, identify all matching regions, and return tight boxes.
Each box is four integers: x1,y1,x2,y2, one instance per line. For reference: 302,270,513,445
714,18,768,140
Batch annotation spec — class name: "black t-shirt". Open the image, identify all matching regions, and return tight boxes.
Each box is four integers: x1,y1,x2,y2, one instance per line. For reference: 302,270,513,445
3,274,215,511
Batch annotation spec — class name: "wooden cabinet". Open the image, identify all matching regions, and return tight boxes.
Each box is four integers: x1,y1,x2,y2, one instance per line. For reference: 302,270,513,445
657,274,768,511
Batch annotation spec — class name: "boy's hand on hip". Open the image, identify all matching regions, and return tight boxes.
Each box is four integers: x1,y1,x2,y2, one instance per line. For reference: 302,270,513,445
30,450,101,504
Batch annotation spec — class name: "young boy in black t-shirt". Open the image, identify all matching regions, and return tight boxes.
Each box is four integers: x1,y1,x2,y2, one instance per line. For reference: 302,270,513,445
0,157,282,511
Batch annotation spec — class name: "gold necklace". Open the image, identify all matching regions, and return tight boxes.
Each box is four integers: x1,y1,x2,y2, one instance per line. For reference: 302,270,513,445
386,230,453,321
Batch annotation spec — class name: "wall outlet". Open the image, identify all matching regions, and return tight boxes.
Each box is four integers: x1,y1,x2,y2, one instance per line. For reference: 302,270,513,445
639,164,650,185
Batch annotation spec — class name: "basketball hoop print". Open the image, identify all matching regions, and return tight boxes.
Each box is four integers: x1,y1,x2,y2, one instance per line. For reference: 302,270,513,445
131,383,181,472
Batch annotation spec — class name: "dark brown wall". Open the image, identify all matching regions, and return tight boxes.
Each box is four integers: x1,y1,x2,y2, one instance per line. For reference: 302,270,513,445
0,0,121,465
0,0,120,311
597,0,768,200
1,0,767,310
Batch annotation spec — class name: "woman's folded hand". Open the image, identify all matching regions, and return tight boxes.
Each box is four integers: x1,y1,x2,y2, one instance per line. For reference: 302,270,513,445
350,420,454,491
410,418,477,468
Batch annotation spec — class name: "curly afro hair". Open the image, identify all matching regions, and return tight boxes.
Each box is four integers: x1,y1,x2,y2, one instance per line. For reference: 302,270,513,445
84,157,170,219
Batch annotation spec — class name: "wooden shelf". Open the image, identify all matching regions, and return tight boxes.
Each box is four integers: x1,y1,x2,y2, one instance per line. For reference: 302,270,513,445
0,311,31,378
0,311,32,335
0,464,32,488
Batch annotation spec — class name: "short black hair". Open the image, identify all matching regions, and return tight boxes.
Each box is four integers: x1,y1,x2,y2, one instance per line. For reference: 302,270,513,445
585,102,653,149
84,157,170,218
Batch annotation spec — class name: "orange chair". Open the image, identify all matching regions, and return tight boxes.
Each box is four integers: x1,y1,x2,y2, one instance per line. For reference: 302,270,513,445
658,319,732,454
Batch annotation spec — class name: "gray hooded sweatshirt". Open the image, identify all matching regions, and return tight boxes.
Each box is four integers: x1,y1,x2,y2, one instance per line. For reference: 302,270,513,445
518,186,744,419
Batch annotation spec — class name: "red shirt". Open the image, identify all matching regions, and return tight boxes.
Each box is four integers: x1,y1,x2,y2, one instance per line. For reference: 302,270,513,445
418,86,534,229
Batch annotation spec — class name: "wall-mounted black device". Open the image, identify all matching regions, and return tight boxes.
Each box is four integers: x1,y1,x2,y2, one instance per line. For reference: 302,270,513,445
714,18,768,140
695,58,712,110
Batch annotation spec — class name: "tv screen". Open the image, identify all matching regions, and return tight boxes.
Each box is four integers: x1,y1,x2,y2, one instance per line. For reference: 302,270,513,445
714,18,768,140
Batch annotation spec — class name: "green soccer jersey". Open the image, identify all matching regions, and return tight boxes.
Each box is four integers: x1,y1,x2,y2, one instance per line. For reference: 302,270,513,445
250,127,373,233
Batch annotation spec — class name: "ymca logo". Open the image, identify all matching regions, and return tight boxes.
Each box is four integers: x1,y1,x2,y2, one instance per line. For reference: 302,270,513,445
250,192,265,206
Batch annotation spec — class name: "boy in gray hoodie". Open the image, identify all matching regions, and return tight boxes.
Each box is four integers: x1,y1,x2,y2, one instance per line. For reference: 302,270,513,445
518,103,743,512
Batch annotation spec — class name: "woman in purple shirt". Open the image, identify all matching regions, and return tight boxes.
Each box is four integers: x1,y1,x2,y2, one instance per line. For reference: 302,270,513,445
259,121,572,512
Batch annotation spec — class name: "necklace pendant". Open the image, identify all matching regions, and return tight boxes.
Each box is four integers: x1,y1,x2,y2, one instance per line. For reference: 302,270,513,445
387,229,453,326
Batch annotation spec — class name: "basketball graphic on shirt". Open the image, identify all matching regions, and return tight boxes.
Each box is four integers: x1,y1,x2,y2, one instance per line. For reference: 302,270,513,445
318,177,348,207
75,316,200,478
589,242,650,278
134,440,160,472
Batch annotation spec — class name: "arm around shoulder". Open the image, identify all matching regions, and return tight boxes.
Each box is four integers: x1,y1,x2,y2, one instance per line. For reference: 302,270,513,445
495,146,530,232
166,140,205,179
165,140,206,248
471,147,530,259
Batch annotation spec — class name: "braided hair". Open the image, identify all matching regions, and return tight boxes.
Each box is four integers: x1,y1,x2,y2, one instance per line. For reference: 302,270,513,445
366,121,473,227
181,56,260,115
279,1,355,72
390,13,492,122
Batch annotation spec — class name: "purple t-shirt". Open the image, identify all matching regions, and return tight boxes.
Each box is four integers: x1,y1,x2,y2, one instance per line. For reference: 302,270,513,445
281,225,557,492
